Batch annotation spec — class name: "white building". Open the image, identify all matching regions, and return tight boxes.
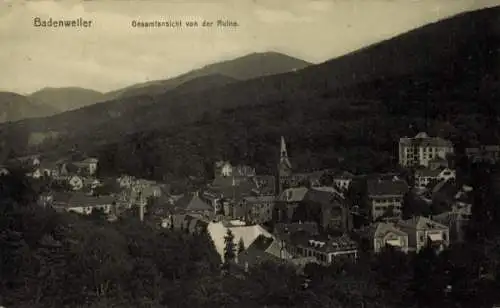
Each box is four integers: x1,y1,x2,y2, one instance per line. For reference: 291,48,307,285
398,132,454,168
414,168,456,189
396,216,450,253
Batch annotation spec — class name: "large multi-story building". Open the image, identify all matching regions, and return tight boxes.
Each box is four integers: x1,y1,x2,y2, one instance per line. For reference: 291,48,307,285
367,177,409,221
398,132,454,168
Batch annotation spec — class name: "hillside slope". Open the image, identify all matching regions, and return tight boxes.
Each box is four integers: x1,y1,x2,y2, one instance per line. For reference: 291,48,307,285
93,6,500,178
93,5,500,140
0,92,56,123
29,87,106,113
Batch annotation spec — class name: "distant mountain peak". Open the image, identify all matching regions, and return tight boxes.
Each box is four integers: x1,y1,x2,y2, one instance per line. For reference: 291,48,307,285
104,50,312,100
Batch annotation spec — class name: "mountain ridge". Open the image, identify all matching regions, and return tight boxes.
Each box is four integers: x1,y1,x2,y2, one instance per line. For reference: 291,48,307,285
102,51,312,100
29,87,106,114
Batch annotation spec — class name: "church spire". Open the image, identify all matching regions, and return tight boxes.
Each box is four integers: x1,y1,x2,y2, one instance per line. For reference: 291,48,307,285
280,136,288,159
279,136,292,173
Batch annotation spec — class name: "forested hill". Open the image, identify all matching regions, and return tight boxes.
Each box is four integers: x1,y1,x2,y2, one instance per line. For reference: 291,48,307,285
91,6,500,180
3,6,500,179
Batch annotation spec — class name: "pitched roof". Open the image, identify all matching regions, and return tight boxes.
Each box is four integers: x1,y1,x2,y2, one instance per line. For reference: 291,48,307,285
331,171,355,179
237,235,282,267
311,186,344,198
279,187,309,202
367,178,408,196
243,195,276,203
397,216,448,231
415,168,443,178
51,192,116,208
211,182,257,201
81,157,99,164
362,222,408,239
431,179,457,196
174,193,213,211
207,222,273,259
400,132,453,147
274,222,319,238
303,189,345,208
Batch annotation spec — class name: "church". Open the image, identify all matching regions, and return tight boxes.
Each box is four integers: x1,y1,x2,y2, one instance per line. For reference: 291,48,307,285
276,136,323,195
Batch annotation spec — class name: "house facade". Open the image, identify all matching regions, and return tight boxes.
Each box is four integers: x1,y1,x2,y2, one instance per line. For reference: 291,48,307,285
360,222,409,253
286,232,358,265
367,178,408,221
274,187,310,223
396,216,450,253
331,171,355,191
414,168,456,189
238,195,276,224
398,132,454,168
50,192,116,215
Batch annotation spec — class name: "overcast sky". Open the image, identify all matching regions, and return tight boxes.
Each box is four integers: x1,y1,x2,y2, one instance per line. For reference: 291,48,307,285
0,0,497,94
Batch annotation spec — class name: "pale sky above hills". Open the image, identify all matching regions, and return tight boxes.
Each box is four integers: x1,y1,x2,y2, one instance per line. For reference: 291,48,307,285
0,0,498,94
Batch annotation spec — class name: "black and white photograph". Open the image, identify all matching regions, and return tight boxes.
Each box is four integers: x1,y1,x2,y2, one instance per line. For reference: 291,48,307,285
0,0,499,307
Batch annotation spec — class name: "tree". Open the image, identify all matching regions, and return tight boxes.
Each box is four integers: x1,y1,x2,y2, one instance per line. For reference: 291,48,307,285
222,229,236,271
238,238,245,254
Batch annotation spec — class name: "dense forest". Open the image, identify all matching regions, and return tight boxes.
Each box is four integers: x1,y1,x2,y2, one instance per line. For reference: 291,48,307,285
2,160,500,308
91,93,499,183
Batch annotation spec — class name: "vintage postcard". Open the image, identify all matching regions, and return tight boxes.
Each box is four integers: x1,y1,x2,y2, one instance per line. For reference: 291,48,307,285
0,0,499,307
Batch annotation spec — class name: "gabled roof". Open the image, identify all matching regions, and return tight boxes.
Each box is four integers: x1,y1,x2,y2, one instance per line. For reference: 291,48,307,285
274,222,319,238
243,195,275,203
367,178,408,196
51,192,116,208
81,157,99,164
237,235,283,267
415,168,443,178
279,187,309,202
331,171,355,179
303,189,345,208
312,186,344,198
363,222,408,239
397,216,448,231
174,193,213,211
431,179,457,196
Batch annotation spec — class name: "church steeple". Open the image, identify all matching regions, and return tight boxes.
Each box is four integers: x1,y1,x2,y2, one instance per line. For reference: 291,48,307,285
278,136,292,176
280,136,288,159
277,136,292,195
